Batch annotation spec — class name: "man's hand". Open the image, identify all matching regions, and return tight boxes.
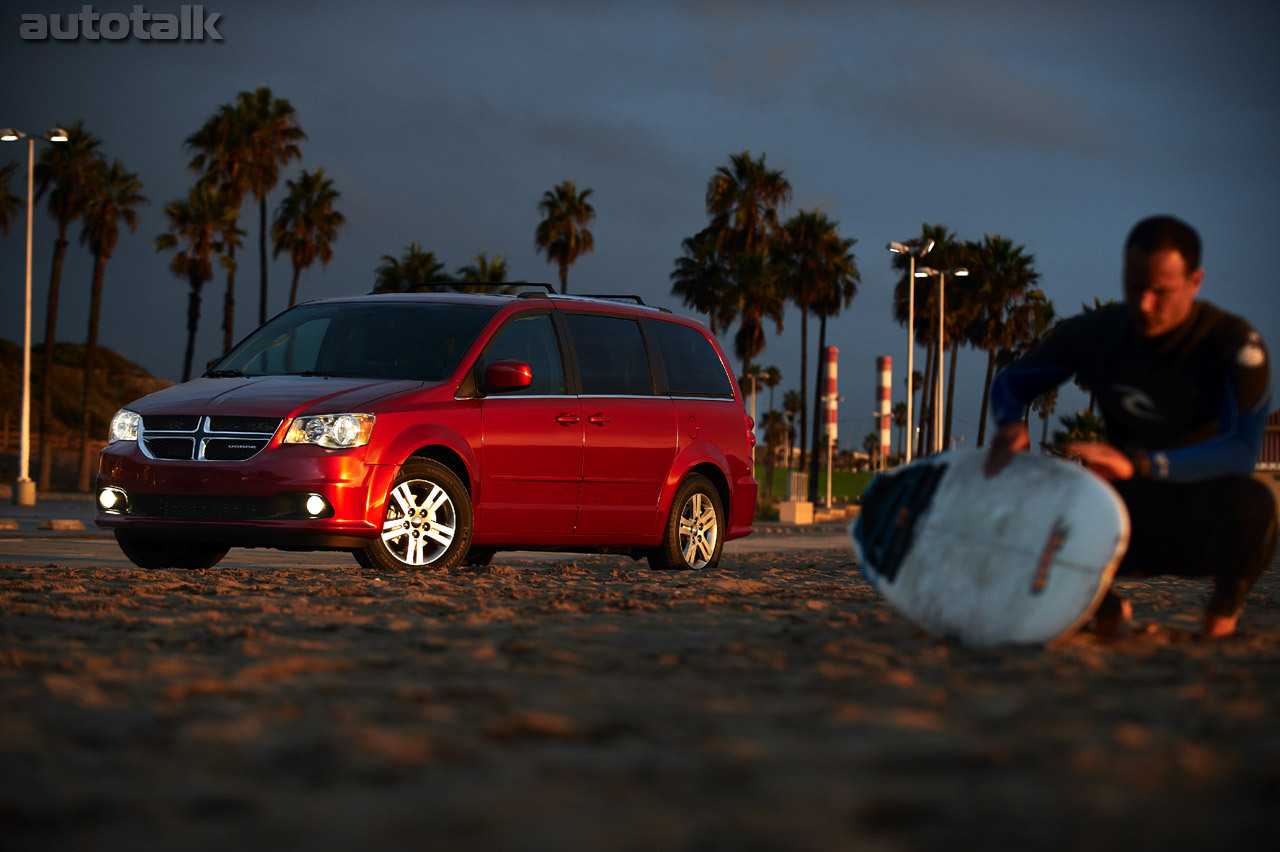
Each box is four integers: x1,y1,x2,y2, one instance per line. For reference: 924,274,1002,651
1061,442,1134,481
984,422,1029,478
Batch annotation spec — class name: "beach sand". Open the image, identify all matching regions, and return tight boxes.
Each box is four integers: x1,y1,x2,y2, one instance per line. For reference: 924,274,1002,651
2,544,1278,851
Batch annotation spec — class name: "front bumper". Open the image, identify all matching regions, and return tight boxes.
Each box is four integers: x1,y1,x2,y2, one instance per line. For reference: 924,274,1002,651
95,442,390,548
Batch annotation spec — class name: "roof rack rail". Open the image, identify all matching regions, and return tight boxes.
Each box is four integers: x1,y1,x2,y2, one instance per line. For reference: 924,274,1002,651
368,282,554,295
538,293,673,313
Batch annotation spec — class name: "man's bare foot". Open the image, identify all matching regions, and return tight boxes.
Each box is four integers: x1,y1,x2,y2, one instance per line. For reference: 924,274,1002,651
1092,596,1133,639
1201,612,1239,640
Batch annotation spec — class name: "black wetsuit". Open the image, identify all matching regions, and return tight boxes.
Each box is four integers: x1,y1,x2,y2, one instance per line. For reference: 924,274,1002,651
990,301,1276,616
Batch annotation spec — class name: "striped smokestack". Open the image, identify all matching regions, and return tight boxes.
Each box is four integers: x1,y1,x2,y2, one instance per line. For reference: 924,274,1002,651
877,355,891,466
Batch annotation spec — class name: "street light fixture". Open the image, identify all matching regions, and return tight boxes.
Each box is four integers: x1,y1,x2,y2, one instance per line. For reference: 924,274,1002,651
915,264,968,454
2,127,68,506
887,238,933,464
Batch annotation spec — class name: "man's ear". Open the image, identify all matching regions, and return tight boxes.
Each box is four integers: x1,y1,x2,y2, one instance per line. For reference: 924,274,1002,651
1189,266,1204,296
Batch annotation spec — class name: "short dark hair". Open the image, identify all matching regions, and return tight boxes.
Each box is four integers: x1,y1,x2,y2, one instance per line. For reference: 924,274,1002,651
1125,215,1201,270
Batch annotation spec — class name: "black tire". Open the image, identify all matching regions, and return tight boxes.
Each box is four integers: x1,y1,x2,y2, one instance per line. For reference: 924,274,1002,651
648,473,725,571
464,546,497,568
358,457,472,572
115,532,229,570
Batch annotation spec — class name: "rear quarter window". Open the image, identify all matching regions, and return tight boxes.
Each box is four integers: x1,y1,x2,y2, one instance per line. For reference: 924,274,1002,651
647,320,734,398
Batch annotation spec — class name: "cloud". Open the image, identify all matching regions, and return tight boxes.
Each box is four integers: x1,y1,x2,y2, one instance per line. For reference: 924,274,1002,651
819,43,1122,161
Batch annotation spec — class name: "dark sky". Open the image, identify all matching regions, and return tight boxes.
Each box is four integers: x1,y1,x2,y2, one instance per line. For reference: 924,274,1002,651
2,0,1277,448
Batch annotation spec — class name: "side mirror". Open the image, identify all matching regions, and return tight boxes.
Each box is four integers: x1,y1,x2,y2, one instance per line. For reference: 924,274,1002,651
483,359,533,392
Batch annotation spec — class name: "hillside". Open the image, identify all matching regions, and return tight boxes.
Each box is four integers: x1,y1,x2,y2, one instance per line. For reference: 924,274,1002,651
0,339,172,490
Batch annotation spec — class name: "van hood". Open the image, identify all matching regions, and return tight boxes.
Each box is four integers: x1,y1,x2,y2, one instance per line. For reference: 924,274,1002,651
124,375,433,419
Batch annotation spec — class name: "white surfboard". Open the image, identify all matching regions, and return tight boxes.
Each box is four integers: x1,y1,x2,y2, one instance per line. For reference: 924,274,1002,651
850,449,1130,647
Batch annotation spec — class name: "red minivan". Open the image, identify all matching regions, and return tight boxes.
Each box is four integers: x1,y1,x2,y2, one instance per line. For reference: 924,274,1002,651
96,290,756,572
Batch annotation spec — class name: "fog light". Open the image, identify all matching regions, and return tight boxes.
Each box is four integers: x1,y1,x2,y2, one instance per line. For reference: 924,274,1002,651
305,494,327,516
98,488,124,512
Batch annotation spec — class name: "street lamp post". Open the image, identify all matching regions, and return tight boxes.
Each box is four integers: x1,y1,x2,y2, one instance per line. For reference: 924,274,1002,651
1,127,67,506
887,239,933,464
914,265,968,454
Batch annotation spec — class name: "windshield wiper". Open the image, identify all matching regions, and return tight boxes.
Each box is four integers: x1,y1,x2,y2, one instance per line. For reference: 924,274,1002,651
205,369,250,378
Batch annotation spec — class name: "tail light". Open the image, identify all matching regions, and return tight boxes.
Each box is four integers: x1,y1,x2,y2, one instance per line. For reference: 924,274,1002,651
745,414,757,449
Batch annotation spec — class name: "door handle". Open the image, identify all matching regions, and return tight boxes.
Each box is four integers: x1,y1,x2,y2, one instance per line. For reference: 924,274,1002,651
555,413,580,426
587,413,611,426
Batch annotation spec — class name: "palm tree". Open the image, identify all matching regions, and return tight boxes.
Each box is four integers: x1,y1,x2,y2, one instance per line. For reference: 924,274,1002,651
235,87,306,323
187,102,252,353
1053,409,1106,445
739,364,764,417
723,246,785,376
1032,386,1059,448
775,209,858,484
760,365,782,411
457,252,509,283
670,228,731,334
271,168,345,309
702,151,793,377
156,186,239,384
783,388,803,470
706,151,790,255
941,243,981,449
892,401,907,460
760,409,789,501
535,180,595,293
77,158,146,491
0,161,21,234
891,224,961,456
962,234,1043,446
374,242,450,292
32,120,102,488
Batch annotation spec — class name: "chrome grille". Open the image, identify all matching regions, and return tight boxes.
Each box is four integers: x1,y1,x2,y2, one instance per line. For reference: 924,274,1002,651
139,415,282,462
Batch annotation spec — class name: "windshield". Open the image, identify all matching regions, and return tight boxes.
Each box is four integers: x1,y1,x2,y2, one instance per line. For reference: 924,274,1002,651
211,301,497,381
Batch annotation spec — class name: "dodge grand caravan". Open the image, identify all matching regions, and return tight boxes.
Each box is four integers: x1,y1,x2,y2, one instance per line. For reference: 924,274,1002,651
96,289,757,572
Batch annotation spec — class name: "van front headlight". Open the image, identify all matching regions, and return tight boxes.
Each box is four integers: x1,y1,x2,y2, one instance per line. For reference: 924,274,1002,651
108,409,141,443
283,413,376,449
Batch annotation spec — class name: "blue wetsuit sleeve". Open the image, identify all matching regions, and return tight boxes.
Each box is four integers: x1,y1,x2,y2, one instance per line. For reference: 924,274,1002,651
1149,333,1272,481
990,314,1092,425
990,361,1078,426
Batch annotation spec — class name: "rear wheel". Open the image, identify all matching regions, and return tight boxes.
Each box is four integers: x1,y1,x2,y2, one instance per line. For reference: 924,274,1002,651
649,473,725,571
114,532,229,570
359,458,472,572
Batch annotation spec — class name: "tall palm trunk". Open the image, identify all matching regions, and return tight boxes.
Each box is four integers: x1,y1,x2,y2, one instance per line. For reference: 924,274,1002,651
916,342,934,458
258,197,269,324
77,253,107,492
977,349,997,447
222,244,236,354
797,310,809,467
944,338,960,450
183,273,206,383
288,263,302,308
37,234,70,488
807,315,828,504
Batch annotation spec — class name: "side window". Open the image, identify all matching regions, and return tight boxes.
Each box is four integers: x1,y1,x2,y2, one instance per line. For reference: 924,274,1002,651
565,314,655,396
647,320,734,397
483,313,566,394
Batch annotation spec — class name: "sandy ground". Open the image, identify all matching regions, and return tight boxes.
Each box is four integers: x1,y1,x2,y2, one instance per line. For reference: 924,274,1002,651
1,535,1278,852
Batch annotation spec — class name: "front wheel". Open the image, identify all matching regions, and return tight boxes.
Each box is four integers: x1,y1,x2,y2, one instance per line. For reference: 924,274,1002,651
649,473,725,571
358,458,472,572
115,532,229,570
